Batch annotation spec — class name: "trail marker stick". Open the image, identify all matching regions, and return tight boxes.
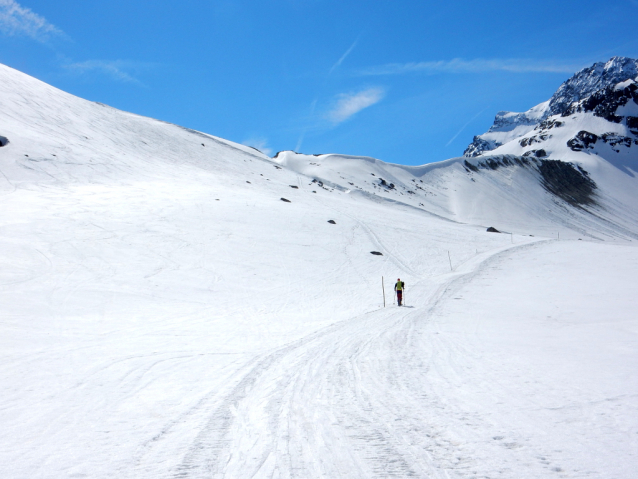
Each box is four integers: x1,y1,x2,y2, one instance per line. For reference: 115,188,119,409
382,276,386,308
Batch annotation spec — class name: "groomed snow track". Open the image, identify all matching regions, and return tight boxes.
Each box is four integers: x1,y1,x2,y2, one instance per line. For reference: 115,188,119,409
133,241,545,479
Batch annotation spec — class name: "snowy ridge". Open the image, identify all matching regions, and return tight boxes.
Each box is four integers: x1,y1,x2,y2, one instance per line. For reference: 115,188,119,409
465,56,638,157
1,63,637,478
274,147,638,241
0,63,273,192
463,101,549,157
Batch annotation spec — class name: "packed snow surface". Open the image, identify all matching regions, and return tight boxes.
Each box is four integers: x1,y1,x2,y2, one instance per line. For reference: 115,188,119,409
1,63,637,478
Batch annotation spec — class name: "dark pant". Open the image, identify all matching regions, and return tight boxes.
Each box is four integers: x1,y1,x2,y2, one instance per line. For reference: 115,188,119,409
397,290,402,305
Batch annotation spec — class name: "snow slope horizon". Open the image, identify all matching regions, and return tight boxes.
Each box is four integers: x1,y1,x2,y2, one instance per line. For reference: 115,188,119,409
272,57,638,242
2,60,638,242
1,62,637,478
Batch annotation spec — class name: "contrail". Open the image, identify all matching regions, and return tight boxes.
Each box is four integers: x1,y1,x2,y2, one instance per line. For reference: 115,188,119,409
328,36,360,75
446,107,490,147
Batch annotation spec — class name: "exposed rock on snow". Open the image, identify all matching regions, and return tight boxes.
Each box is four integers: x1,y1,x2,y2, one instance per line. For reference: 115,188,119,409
549,56,638,117
522,148,547,158
378,177,395,189
537,160,597,207
562,78,638,123
464,135,499,157
567,130,599,151
462,155,599,208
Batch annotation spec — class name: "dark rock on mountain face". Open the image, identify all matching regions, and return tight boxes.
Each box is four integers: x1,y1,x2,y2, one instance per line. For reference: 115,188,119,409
520,134,551,148
466,154,533,171
463,136,499,158
567,131,599,151
523,149,547,158
370,251,383,255
565,130,637,153
464,160,479,172
0,135,8,146
379,178,395,189
464,156,598,208
538,160,597,207
536,119,564,131
548,57,638,118
486,227,501,233
600,133,636,149
562,81,638,123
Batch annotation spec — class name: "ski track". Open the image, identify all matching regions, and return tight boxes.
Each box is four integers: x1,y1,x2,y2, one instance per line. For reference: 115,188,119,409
313,193,423,281
138,239,544,479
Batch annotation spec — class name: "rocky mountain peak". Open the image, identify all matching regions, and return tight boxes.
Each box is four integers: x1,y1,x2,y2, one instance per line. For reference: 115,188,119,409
464,57,638,157
547,56,638,118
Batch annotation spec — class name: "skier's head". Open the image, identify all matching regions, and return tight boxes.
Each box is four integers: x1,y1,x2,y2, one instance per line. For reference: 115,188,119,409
397,278,400,281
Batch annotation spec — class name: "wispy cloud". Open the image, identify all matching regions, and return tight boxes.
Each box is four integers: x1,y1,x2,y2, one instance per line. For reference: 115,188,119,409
328,37,359,75
328,87,385,124
242,137,273,156
62,60,151,84
0,0,62,42
359,58,582,76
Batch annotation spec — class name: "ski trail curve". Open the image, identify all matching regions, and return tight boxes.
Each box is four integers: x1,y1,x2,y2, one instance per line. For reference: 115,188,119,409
156,239,545,479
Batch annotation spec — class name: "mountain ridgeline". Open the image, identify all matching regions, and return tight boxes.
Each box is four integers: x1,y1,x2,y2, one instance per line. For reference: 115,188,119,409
0,58,637,242
464,56,638,158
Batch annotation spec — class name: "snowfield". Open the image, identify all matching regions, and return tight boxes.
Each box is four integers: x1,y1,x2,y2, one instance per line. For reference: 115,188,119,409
1,63,637,478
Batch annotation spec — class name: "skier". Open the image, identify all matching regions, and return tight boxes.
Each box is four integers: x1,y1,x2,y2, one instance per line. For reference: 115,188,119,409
394,278,405,306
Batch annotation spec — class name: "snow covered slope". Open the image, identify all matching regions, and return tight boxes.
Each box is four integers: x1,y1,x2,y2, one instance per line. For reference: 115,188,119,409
275,142,638,241
1,63,637,478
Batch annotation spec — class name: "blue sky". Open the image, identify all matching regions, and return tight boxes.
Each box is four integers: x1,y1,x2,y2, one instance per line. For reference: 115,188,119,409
1,0,638,165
